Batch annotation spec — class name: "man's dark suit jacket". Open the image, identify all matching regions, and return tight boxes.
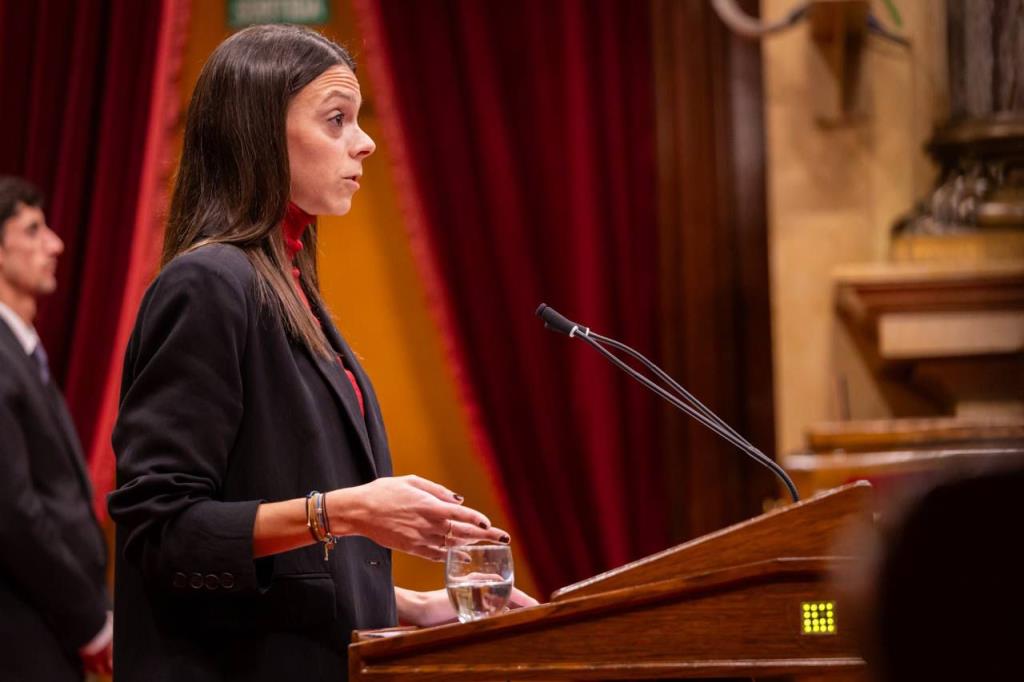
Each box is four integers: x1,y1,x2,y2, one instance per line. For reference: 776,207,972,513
0,315,109,682
108,244,397,681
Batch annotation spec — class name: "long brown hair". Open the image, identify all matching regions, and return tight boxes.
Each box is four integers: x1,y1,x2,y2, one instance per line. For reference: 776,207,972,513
164,24,355,357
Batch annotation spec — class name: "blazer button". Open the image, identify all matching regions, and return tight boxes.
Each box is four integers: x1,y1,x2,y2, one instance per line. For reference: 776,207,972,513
204,574,220,590
220,572,235,589
189,573,204,589
172,572,187,589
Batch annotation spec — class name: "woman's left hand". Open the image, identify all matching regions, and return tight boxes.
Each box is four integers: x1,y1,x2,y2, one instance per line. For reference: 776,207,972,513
395,586,541,628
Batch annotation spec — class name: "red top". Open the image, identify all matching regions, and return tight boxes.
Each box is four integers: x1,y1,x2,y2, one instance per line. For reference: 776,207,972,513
283,202,365,416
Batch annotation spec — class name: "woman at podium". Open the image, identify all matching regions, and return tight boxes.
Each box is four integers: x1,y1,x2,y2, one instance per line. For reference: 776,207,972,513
107,24,533,681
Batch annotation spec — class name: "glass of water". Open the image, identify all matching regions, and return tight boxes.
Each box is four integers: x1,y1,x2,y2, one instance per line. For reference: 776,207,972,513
445,543,514,623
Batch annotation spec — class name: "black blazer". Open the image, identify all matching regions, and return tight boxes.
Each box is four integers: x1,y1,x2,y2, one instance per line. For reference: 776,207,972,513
108,244,397,682
0,317,109,682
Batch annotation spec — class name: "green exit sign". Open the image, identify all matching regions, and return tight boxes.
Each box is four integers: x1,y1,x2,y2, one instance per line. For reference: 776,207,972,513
229,0,330,27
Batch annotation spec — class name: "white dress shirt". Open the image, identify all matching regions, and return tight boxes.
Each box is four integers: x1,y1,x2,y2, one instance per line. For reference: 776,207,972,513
0,299,39,355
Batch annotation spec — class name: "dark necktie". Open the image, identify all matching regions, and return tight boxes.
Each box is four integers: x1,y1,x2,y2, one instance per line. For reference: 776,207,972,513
30,343,51,384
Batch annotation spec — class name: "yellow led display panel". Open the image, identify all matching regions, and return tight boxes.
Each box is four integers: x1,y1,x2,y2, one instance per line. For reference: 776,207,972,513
801,601,836,635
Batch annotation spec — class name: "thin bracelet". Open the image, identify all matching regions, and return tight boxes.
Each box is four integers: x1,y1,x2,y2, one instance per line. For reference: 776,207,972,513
316,493,335,546
321,491,333,538
305,491,321,544
314,492,335,560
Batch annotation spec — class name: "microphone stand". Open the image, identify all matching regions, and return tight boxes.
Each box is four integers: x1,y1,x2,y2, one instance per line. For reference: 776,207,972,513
537,304,800,503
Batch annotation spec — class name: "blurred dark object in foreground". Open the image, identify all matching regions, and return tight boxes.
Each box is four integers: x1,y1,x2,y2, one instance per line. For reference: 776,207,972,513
845,465,1024,681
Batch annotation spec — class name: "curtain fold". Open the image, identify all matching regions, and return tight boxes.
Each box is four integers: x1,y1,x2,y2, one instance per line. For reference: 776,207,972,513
651,0,779,542
0,0,186,518
355,0,669,593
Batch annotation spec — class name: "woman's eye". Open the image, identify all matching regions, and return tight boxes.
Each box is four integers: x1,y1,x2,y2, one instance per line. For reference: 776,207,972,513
330,113,345,126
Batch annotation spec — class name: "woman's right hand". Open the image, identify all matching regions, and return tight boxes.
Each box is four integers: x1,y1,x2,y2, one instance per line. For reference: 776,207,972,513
327,475,511,561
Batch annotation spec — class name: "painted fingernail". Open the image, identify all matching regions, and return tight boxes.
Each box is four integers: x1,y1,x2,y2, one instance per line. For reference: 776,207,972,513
453,494,464,503
478,521,489,529
499,534,510,544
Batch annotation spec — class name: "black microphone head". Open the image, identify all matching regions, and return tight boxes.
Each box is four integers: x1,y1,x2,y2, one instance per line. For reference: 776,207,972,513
535,303,578,336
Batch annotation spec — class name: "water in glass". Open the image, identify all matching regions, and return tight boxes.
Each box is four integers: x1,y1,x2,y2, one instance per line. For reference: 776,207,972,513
445,543,513,623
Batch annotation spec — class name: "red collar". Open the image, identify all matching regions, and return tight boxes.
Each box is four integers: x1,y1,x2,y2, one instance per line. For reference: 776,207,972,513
283,201,315,261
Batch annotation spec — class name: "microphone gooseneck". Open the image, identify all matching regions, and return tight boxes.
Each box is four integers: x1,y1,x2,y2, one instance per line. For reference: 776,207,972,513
535,303,800,503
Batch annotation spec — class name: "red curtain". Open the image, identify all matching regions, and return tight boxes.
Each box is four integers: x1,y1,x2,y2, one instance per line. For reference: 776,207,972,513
0,0,186,518
356,0,669,593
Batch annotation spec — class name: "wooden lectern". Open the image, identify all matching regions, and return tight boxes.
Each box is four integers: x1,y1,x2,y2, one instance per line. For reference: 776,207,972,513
349,482,873,680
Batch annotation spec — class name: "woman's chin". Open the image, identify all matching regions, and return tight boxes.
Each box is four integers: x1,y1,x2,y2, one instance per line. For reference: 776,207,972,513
321,197,352,217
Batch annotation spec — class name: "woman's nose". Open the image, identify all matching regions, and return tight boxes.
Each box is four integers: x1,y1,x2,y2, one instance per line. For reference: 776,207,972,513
353,127,376,159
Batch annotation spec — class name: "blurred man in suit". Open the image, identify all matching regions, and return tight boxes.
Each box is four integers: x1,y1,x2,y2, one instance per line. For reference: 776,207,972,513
0,176,112,680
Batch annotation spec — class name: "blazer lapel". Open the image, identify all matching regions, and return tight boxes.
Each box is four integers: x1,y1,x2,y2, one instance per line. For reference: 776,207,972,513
0,320,93,498
319,317,392,477
43,381,94,496
300,302,377,478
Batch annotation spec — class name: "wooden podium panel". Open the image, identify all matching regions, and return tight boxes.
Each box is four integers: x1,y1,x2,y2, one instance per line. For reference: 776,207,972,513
350,483,873,681
554,481,872,600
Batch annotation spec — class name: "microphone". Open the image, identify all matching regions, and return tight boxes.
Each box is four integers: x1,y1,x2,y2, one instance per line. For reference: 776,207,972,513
535,303,799,502
536,304,582,337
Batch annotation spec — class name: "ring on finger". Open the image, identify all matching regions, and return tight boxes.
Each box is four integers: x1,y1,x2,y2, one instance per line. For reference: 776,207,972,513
443,520,454,549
